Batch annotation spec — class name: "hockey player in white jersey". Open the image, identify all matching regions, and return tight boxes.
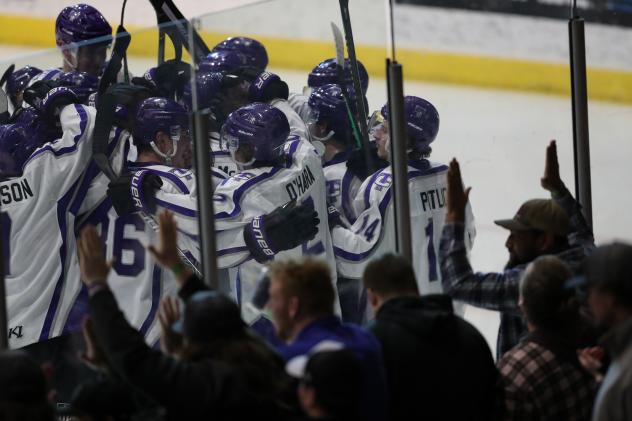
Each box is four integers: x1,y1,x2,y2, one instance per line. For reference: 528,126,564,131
0,84,130,348
332,96,476,313
213,102,335,318
307,83,367,225
107,99,320,313
78,95,196,346
28,4,112,87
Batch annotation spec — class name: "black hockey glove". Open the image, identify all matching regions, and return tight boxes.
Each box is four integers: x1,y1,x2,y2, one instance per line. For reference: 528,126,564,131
107,171,163,216
346,145,389,180
243,201,320,263
251,269,271,310
248,71,289,103
24,81,80,121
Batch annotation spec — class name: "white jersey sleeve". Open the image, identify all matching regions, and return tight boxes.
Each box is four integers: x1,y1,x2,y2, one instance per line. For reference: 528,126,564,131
270,98,310,142
333,160,475,297
287,92,312,123
2,104,103,348
323,160,363,225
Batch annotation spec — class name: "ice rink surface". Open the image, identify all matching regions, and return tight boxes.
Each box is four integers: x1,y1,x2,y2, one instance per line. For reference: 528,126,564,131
2,44,632,357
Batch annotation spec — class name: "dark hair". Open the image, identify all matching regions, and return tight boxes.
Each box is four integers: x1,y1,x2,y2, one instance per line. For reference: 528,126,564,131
585,242,632,310
268,258,335,318
181,331,293,411
520,256,579,330
363,253,419,296
304,349,362,418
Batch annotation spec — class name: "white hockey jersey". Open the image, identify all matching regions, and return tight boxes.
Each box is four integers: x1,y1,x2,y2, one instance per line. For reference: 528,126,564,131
1,104,128,348
270,98,310,142
74,158,228,346
332,160,476,296
323,154,363,225
287,92,312,124
212,136,337,310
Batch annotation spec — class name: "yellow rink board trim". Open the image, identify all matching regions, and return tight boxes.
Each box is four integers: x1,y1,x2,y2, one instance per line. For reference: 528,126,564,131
1,14,631,104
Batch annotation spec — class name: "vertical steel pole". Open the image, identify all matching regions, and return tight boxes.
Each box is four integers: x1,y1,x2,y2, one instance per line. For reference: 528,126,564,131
189,18,218,288
569,15,593,226
192,111,218,288
386,60,413,262
0,217,7,350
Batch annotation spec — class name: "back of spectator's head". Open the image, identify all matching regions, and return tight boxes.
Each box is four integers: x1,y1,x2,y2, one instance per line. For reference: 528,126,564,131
584,242,632,326
520,255,577,330
292,348,363,419
363,253,419,297
175,290,247,346
0,351,54,421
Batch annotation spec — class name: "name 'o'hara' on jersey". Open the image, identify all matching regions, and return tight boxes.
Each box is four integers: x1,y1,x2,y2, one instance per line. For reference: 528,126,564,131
324,155,363,225
332,160,476,296
212,136,338,312
1,104,129,348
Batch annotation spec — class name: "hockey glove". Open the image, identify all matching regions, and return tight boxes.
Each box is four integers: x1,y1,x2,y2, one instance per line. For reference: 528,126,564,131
107,171,163,216
248,72,289,103
346,145,389,180
251,269,271,310
24,81,80,121
243,201,320,263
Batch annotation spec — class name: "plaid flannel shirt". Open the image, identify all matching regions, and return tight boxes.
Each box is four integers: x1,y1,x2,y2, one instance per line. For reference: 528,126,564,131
498,340,598,420
439,188,594,359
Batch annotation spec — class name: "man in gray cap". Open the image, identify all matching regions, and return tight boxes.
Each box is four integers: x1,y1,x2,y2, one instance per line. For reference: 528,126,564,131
440,141,595,358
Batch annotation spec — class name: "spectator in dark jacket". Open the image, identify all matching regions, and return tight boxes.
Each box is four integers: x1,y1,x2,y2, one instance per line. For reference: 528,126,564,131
76,222,295,421
498,255,597,420
0,350,54,421
364,253,498,421
582,243,632,421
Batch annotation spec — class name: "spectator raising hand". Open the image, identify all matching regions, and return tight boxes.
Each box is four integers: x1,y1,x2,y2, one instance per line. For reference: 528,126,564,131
78,225,112,292
445,158,471,224
147,210,193,285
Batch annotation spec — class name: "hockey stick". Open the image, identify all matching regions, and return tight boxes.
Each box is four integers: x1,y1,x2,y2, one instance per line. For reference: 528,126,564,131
0,64,14,88
92,87,203,277
337,0,374,172
120,0,130,83
148,0,210,65
331,22,363,150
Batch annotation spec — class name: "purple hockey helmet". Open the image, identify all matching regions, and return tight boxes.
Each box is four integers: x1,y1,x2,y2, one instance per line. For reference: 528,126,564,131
57,71,98,104
220,102,289,166
55,4,112,46
199,51,248,75
134,97,189,146
308,58,369,95
307,84,353,145
212,37,268,73
381,96,439,152
6,66,42,107
0,124,46,178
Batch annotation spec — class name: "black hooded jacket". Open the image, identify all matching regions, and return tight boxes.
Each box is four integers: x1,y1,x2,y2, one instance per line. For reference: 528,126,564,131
369,294,498,421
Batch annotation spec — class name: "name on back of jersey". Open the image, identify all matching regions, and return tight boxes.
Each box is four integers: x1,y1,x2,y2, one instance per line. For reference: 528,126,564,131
286,165,316,200
420,187,447,212
0,179,34,206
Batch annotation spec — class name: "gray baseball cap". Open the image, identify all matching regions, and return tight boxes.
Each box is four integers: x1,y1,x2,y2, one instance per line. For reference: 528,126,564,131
494,199,570,237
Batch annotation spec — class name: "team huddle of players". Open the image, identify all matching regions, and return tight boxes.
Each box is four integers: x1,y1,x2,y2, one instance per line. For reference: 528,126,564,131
0,3,474,348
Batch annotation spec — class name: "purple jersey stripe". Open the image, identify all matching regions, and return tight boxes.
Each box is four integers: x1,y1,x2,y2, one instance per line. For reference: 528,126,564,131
139,265,162,336
155,197,197,218
23,104,89,167
217,246,249,257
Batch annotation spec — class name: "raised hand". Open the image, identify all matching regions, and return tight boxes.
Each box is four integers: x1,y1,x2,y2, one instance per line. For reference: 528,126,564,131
148,211,181,269
157,296,183,356
78,225,112,286
79,316,108,372
541,140,565,193
446,158,471,223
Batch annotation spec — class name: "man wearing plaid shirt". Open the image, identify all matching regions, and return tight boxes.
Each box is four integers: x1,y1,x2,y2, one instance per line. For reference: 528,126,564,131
439,141,595,358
